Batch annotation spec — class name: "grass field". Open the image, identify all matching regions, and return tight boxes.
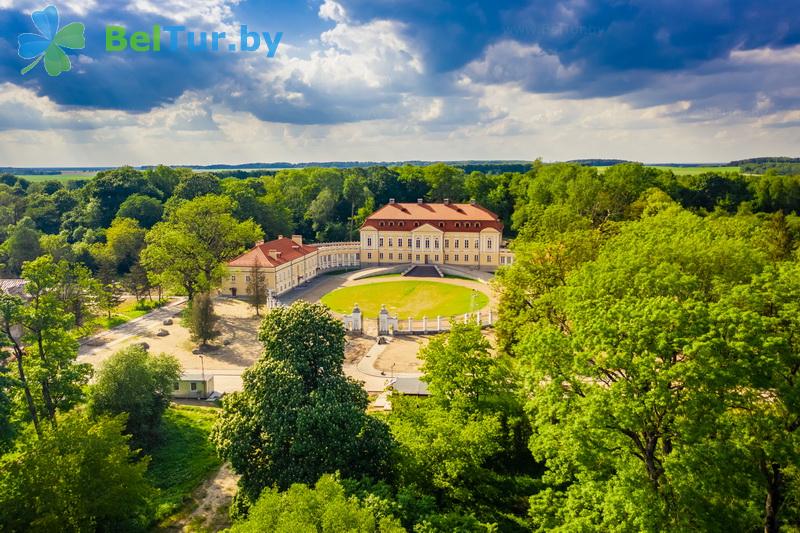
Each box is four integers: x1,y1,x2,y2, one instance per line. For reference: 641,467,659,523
13,172,95,182
321,280,489,317
595,165,740,175
147,405,222,524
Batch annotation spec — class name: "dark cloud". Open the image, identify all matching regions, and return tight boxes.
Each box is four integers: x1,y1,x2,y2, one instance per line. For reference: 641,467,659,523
0,5,248,112
339,0,800,74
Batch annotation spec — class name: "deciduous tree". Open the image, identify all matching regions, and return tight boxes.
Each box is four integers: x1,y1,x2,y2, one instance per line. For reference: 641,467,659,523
90,345,181,450
212,302,394,505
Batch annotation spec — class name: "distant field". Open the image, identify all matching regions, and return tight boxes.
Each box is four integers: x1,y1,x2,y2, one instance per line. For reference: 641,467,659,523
321,280,489,317
14,172,96,182
595,165,740,175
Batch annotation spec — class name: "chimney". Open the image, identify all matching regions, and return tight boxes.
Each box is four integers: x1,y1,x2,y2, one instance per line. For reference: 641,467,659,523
277,234,284,240
443,198,450,205
291,234,303,245
255,239,265,246
469,199,476,205
389,198,396,204
268,249,280,260
417,198,423,204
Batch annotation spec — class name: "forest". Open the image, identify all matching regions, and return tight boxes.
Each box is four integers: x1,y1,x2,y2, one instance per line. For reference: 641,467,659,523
0,161,799,531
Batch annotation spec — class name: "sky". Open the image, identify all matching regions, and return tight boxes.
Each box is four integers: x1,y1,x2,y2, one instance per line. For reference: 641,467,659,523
0,0,799,166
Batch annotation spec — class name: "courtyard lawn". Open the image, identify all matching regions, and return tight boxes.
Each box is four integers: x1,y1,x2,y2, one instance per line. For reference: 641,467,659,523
321,280,489,317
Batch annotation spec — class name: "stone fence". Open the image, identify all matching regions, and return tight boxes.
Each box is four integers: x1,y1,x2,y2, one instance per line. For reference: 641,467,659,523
342,304,494,336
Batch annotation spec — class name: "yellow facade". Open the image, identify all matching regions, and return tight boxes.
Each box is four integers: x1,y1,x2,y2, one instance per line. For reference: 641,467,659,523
359,224,505,271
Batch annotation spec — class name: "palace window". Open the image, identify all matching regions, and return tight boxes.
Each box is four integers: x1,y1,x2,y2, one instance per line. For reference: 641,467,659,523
454,240,459,249
416,238,421,249
475,239,479,249
487,239,492,249
454,254,459,261
388,238,393,247
445,254,449,261
464,239,469,249
367,252,372,259
487,255,491,262
389,253,393,259
416,254,420,261
379,238,384,247
424,238,430,249
435,255,439,261
407,238,412,247
434,239,439,249
367,237,372,247
398,239,402,248
230,276,235,282
380,253,384,259
190,382,197,391
245,276,251,282
444,239,449,248
474,255,479,262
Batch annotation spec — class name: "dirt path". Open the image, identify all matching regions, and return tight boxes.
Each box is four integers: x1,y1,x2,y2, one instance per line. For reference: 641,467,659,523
163,463,240,533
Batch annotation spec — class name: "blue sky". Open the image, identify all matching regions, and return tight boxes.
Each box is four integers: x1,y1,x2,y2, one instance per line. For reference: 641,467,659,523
0,0,798,165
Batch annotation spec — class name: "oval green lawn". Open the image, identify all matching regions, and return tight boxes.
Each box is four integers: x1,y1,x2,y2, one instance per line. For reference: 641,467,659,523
321,281,489,317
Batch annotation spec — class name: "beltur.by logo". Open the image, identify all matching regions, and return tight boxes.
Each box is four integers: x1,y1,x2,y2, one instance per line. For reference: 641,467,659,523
17,4,85,76
106,25,283,57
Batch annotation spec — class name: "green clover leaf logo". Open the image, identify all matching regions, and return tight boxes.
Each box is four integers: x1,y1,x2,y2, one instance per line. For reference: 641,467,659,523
18,5,85,77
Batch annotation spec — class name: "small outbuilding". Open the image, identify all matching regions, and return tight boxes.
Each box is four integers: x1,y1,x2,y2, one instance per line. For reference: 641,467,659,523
173,373,215,399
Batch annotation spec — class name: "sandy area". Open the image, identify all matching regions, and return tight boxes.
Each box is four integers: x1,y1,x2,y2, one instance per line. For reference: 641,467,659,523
373,336,428,373
79,298,263,372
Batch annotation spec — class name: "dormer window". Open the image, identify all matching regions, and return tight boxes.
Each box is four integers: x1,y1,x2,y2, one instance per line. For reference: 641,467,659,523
414,222,420,227
438,222,444,228
455,223,460,228
389,221,394,226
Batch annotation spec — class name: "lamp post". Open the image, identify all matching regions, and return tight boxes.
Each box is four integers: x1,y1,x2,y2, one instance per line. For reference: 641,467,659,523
198,354,205,399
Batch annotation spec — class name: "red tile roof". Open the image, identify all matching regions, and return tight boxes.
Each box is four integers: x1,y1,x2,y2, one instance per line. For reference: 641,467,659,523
361,202,503,233
228,237,318,268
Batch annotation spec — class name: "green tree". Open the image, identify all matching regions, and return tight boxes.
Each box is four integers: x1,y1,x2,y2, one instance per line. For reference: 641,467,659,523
343,171,368,240
0,360,13,450
246,262,268,316
0,294,42,436
144,164,182,198
84,166,160,227
419,323,505,411
212,302,394,504
103,217,146,274
0,411,153,532
172,172,221,201
423,163,465,202
90,345,181,450
117,194,164,229
516,208,768,531
19,256,92,423
140,195,262,299
229,474,406,533
2,217,41,275
188,292,219,346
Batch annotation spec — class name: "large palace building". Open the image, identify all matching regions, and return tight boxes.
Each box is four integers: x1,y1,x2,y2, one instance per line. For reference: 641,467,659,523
359,199,513,269
224,200,513,297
